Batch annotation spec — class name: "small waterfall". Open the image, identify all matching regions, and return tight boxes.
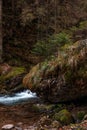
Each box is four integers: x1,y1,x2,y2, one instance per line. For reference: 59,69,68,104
0,90,37,105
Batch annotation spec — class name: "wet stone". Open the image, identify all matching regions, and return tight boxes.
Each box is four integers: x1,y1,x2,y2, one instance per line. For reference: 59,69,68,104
2,124,14,130
15,126,22,130
16,122,23,129
51,120,61,128
26,126,37,130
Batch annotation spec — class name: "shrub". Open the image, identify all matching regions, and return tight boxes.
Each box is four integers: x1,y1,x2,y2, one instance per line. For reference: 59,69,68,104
49,32,71,46
32,32,71,57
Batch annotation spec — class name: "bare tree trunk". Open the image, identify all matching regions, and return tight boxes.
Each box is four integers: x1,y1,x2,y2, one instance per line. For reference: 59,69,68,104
0,0,2,63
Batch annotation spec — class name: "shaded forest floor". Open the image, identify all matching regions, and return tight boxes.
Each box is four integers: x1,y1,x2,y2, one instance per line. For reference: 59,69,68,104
0,102,41,129
0,99,87,129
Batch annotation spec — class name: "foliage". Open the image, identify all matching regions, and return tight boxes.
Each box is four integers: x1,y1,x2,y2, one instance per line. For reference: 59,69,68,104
49,32,71,46
77,111,86,121
32,32,71,57
79,20,87,29
3,0,87,66
70,20,87,31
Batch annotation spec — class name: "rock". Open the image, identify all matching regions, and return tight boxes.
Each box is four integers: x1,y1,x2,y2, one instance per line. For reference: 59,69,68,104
73,29,87,41
23,39,87,103
14,126,22,130
0,65,26,94
63,120,87,130
51,120,61,128
53,109,74,125
2,124,14,130
81,119,87,124
15,122,23,130
25,126,37,130
83,114,87,121
38,116,52,126
0,63,12,75
32,104,55,113
16,122,23,127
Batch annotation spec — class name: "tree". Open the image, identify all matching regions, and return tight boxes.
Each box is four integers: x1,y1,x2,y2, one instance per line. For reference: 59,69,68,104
0,0,2,63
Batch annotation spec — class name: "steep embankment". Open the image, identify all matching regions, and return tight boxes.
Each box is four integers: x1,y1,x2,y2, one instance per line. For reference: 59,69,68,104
23,39,87,102
3,0,87,66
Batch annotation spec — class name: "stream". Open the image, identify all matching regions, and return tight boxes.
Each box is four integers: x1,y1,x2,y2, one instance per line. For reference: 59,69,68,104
0,90,39,105
0,90,41,129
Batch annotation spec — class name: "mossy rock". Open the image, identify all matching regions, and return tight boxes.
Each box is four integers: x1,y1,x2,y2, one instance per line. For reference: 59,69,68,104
53,109,74,125
0,66,26,94
23,39,87,102
0,67,26,83
32,104,55,113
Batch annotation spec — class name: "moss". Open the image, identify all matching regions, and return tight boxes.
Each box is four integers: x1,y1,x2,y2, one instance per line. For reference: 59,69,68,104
70,20,87,32
32,104,54,113
77,111,86,121
26,59,59,89
53,109,73,125
60,44,70,51
54,104,64,113
5,67,25,79
65,70,73,82
0,67,26,83
78,65,87,78
70,26,78,32
79,21,87,29
23,39,87,102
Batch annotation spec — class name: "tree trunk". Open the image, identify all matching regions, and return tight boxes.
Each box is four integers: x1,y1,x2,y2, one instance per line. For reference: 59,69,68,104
0,0,2,63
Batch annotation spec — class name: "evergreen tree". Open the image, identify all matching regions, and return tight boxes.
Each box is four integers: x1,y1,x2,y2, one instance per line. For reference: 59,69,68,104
0,0,2,63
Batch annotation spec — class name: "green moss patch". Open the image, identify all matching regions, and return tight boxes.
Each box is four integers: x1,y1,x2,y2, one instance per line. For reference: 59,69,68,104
53,109,74,125
0,67,26,83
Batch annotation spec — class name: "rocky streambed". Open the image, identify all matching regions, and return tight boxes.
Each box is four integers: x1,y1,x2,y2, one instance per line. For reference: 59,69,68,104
0,85,87,130
0,102,41,129
0,98,87,130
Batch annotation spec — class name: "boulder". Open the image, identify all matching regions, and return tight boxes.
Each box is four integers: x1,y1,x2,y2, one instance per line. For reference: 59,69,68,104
2,124,14,130
0,63,12,75
53,109,74,125
23,39,87,102
0,64,26,94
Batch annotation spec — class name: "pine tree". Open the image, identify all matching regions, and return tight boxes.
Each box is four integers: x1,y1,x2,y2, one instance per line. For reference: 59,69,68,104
0,0,2,63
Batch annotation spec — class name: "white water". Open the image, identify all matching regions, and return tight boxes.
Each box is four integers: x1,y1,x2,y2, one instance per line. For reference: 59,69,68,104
0,90,37,105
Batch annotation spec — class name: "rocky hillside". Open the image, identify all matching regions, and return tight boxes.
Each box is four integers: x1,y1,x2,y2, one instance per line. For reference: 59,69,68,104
3,0,87,66
23,39,87,102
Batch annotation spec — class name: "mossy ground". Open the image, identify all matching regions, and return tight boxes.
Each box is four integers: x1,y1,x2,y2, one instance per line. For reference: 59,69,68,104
0,67,26,83
0,66,26,94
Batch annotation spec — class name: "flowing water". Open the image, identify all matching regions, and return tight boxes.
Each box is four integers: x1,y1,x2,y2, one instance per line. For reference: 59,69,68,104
0,90,38,105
